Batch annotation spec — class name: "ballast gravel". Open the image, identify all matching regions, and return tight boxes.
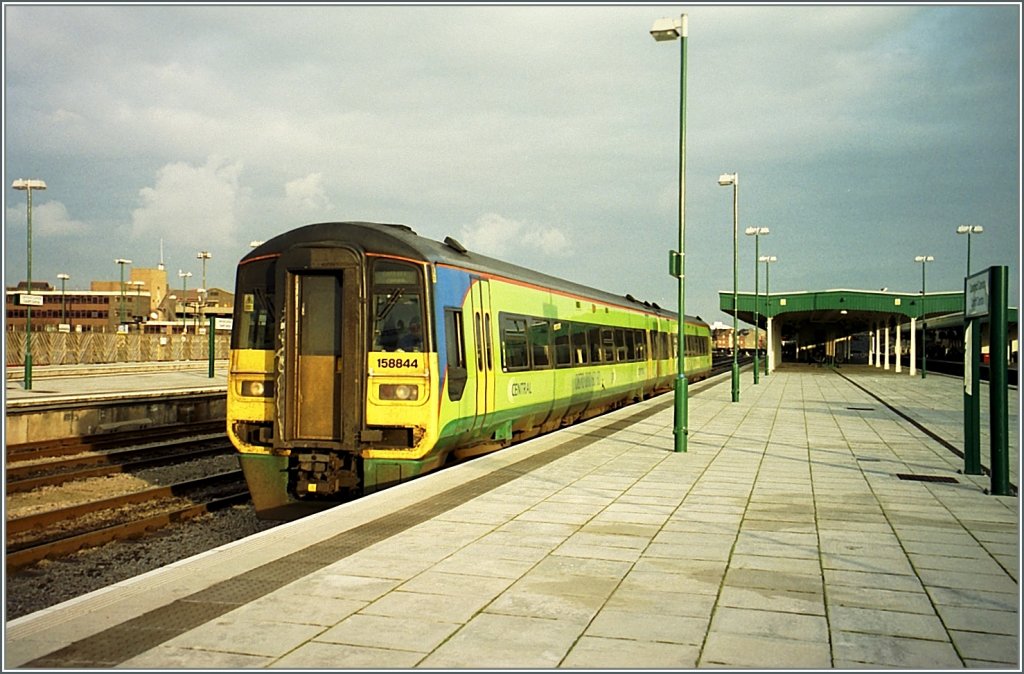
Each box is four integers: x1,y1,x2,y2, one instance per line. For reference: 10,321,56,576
5,505,282,621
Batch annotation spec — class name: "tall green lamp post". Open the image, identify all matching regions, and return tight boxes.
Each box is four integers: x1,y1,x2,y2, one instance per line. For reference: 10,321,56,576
115,258,132,327
914,255,934,379
718,172,740,402
650,12,689,452
178,270,193,333
745,226,769,384
12,178,46,391
957,225,983,475
57,273,70,325
759,255,777,376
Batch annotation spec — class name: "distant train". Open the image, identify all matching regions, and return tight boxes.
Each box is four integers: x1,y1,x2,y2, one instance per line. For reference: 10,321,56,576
227,222,713,518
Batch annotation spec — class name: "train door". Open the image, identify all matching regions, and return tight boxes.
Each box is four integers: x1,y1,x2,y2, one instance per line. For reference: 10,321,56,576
283,254,361,447
469,278,495,434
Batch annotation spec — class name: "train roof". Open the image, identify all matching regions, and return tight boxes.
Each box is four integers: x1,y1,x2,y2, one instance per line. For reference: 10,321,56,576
244,221,707,326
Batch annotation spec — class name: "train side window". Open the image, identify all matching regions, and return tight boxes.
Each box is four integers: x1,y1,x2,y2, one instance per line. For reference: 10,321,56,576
614,328,627,362
586,326,601,363
635,329,647,361
484,313,493,370
625,330,636,361
501,314,530,372
529,318,552,369
553,321,572,367
600,328,616,363
445,308,467,401
571,323,590,365
473,312,483,371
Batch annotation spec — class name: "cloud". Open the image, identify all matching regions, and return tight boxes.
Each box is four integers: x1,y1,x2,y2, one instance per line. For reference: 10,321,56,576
5,200,89,237
458,213,572,260
130,156,247,247
284,173,333,214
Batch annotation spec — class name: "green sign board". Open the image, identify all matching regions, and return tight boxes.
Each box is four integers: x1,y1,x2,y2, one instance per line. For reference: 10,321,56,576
964,270,989,318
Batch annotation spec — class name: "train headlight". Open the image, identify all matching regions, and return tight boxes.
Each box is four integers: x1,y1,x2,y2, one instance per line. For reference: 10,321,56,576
240,380,275,398
379,384,419,401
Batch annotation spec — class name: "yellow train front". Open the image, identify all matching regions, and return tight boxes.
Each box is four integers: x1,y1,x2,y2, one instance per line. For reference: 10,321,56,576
228,221,711,519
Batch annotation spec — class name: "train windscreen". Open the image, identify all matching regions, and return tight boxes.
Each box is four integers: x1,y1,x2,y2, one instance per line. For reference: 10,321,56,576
232,258,276,350
371,260,424,353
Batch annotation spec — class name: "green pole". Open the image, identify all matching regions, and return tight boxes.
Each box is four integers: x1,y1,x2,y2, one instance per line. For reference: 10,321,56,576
988,266,1009,496
764,259,771,377
964,316,982,474
673,13,689,453
921,261,927,379
963,254,981,475
731,181,739,403
752,232,760,385
25,187,34,391
119,262,126,325
209,314,216,378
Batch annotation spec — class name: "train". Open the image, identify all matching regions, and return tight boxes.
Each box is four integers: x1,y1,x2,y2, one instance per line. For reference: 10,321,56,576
227,221,713,518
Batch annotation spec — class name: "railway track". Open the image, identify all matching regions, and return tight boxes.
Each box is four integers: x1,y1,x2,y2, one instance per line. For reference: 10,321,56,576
5,422,248,570
5,472,249,571
5,420,226,461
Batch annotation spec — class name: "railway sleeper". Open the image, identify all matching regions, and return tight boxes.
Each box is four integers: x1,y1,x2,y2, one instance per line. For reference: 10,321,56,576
293,451,359,497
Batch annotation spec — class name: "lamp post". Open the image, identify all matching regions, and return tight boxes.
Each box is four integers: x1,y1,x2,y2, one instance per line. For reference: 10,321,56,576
196,250,212,292
132,280,145,325
957,226,983,475
12,178,46,390
759,255,777,376
745,226,770,384
197,251,212,326
57,273,70,325
718,172,740,402
650,12,689,452
178,270,192,333
115,258,132,327
956,225,983,276
915,255,934,379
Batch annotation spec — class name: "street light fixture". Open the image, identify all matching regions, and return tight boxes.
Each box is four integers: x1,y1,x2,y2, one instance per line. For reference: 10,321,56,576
718,172,740,402
745,226,770,383
12,178,46,390
915,255,934,379
650,12,690,452
57,273,70,325
115,258,132,327
759,255,777,376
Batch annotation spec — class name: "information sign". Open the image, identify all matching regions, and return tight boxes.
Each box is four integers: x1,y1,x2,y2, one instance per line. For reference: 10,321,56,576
215,317,234,331
964,271,989,318
18,294,43,306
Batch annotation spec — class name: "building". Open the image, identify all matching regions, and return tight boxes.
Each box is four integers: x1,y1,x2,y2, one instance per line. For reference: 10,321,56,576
6,285,151,333
6,267,233,334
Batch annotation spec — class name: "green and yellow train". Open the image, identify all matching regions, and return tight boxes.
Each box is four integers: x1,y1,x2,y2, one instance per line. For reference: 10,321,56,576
227,222,712,518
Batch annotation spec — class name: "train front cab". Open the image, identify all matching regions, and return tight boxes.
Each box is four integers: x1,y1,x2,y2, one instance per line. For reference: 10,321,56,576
228,245,443,518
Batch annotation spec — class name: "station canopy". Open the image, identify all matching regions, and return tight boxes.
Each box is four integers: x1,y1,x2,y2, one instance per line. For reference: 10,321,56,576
719,288,970,346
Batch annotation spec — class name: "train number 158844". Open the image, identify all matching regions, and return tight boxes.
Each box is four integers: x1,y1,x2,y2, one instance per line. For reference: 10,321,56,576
377,357,419,369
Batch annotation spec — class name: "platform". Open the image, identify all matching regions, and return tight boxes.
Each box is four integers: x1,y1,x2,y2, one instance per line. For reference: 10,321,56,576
4,361,227,408
4,364,1020,669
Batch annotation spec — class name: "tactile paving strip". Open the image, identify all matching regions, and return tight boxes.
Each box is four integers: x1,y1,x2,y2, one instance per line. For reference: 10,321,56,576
26,396,672,667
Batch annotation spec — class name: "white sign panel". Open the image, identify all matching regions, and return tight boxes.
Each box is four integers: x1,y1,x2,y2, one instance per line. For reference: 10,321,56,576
18,294,43,306
215,317,234,331
965,271,989,318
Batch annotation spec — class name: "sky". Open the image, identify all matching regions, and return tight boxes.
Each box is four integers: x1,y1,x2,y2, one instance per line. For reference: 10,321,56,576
3,3,1021,328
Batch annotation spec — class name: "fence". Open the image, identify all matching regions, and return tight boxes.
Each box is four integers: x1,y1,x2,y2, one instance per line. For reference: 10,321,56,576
5,331,231,367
